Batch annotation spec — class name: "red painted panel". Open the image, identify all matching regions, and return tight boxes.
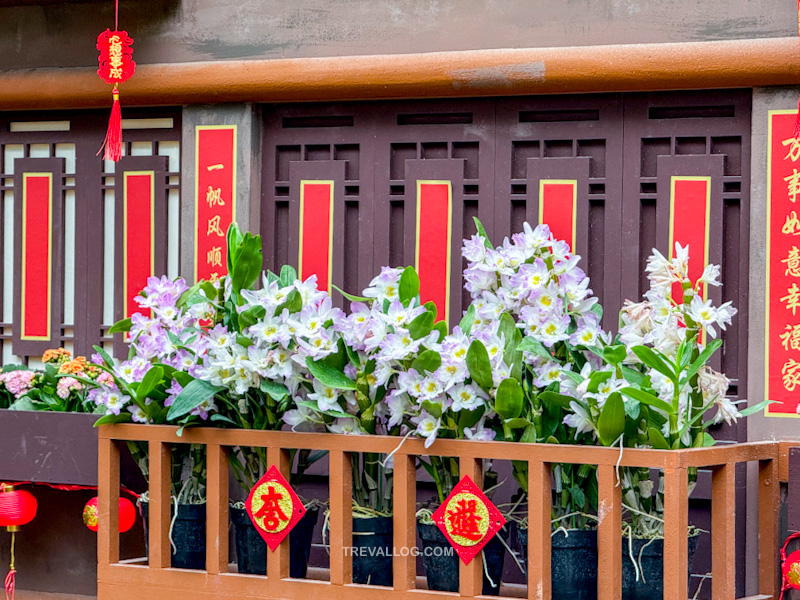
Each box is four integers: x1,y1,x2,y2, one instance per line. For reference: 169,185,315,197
21,174,52,340
539,181,576,251
766,111,800,417
196,126,236,283
124,172,154,321
669,177,710,302
416,181,452,324
299,181,334,293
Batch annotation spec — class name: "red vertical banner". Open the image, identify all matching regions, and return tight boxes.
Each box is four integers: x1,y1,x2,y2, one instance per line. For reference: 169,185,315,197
123,172,154,321
298,181,334,293
767,110,800,417
539,180,577,251
195,125,236,283
20,173,53,340
415,180,452,324
669,176,711,301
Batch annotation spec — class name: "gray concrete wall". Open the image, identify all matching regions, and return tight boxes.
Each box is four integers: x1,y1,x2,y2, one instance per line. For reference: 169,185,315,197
748,86,800,442
0,0,795,70
180,104,261,280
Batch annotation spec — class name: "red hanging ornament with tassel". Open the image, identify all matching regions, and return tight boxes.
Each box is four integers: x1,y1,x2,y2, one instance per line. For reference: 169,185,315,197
96,0,135,162
0,484,38,600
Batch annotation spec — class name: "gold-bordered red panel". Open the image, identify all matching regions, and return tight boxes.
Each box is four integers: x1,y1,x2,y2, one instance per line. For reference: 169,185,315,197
765,110,800,417
195,125,237,283
669,176,711,302
415,180,452,324
538,179,577,252
20,173,53,341
123,171,155,323
298,180,334,294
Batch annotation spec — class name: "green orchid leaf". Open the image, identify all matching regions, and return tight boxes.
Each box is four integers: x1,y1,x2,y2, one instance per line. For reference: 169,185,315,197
280,264,298,287
108,317,133,334
466,340,494,392
539,391,575,409
597,392,625,447
472,217,493,248
647,427,670,450
421,400,442,420
495,377,523,420
137,366,164,402
459,304,476,335
631,346,677,382
399,267,421,304
412,350,442,374
261,380,290,400
93,412,134,427
619,387,674,415
408,310,434,340
738,399,776,417
602,344,627,366
332,284,370,303
305,357,357,390
682,339,723,383
167,378,225,421
518,336,553,360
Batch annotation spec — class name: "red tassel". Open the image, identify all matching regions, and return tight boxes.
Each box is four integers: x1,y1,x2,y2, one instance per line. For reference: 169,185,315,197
99,86,122,162
4,569,13,600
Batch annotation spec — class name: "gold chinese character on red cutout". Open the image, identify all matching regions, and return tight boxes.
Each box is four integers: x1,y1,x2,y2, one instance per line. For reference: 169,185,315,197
783,136,800,162
783,211,800,236
780,324,800,352
206,185,224,208
245,465,305,551
432,475,505,565
782,284,800,316
783,247,800,277
782,358,800,392
209,272,220,283
207,215,225,237
207,246,222,267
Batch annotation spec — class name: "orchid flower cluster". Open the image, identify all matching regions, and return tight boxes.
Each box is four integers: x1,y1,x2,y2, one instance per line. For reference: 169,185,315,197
79,220,757,532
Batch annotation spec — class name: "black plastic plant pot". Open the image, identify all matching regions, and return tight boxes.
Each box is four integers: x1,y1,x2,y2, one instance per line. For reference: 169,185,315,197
417,521,506,596
516,524,598,600
140,501,206,570
231,505,319,577
621,534,699,600
352,515,393,586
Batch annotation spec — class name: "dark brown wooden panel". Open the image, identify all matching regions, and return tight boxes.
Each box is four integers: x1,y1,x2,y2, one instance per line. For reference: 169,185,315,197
12,157,65,356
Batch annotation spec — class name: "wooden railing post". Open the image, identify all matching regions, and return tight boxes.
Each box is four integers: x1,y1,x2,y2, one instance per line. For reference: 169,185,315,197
663,467,689,600
758,458,780,598
98,435,120,566
148,440,172,569
206,443,229,575
528,460,551,600
459,456,483,597
392,452,417,591
597,464,621,600
267,446,291,580
329,450,353,586
711,463,736,600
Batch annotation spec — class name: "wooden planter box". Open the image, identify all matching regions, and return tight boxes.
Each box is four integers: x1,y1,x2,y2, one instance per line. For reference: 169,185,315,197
96,425,796,600
0,410,146,597
0,410,100,485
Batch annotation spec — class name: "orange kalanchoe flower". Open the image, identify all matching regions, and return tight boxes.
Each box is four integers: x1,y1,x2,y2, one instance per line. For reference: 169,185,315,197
58,357,89,375
42,348,72,364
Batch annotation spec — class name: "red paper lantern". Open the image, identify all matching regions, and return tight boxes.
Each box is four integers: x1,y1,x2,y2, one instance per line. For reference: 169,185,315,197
0,487,37,530
82,496,136,533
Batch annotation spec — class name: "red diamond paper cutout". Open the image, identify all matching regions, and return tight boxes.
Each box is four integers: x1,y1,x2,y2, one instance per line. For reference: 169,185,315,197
245,465,306,551
432,475,506,565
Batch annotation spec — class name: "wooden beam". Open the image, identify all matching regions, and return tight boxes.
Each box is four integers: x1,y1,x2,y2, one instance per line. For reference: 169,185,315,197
1,37,799,110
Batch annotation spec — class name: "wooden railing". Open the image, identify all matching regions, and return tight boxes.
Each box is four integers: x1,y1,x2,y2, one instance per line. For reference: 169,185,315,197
97,425,795,600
